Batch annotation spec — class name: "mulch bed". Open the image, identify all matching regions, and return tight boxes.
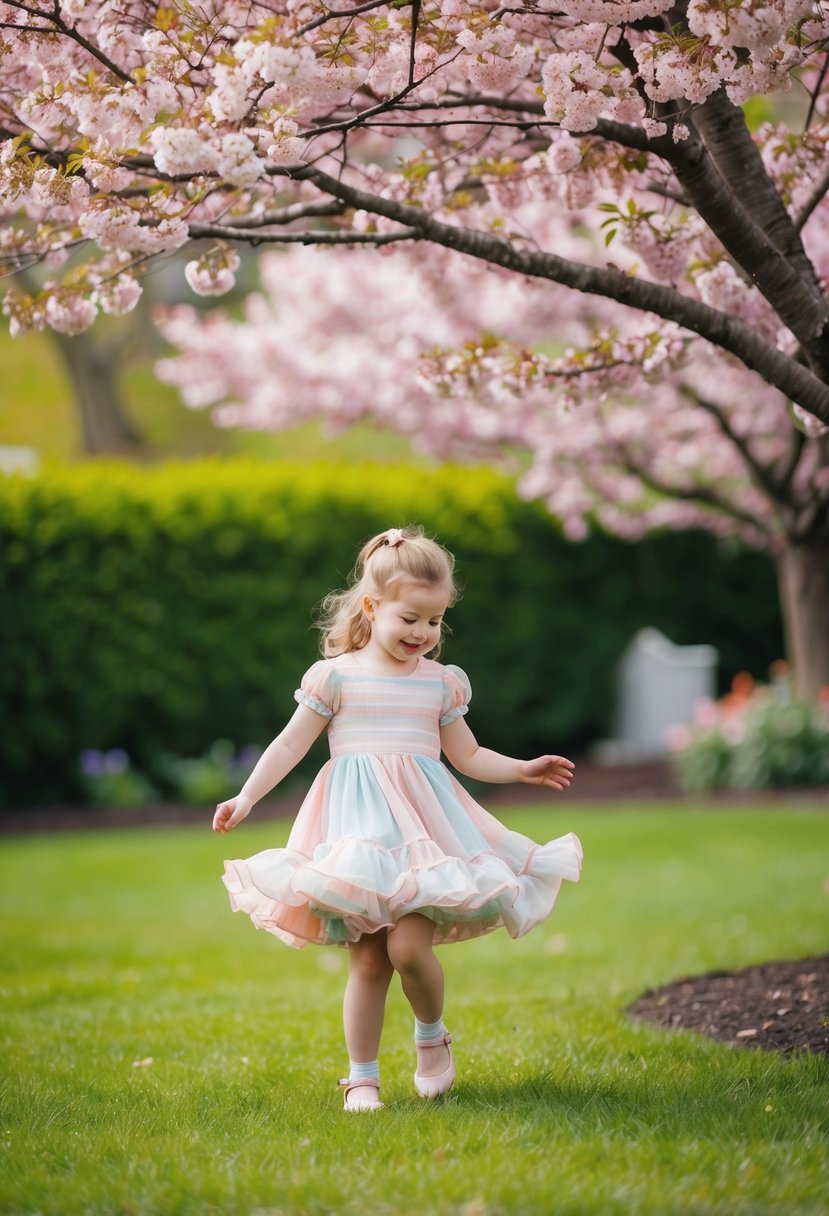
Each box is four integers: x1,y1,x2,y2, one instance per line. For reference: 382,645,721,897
628,955,829,1056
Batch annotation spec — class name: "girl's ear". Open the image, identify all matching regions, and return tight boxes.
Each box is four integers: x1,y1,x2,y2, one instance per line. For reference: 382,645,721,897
362,594,375,620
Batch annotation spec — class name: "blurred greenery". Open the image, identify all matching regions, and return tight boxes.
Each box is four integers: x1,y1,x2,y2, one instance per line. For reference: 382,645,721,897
0,460,782,806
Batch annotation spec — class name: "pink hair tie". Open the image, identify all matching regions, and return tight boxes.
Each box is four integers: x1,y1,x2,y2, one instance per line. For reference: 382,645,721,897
386,528,405,548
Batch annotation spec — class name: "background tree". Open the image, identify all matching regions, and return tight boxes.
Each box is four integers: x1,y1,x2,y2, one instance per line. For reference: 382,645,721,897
2,0,829,689
13,268,146,455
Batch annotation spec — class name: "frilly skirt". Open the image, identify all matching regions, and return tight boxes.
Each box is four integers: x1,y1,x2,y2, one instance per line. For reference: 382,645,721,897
222,752,582,948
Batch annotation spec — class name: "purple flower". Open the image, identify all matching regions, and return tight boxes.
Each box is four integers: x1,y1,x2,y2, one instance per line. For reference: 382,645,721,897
237,745,262,771
80,749,106,777
104,749,129,774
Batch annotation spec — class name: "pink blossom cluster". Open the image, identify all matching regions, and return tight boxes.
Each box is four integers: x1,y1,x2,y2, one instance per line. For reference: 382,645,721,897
687,0,816,53
542,52,644,131
78,203,189,256
3,255,145,335
455,26,535,94
184,246,241,297
632,32,737,106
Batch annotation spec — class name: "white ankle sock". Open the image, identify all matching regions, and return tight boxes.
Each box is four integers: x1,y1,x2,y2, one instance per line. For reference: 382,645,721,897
348,1058,380,1082
414,1017,445,1044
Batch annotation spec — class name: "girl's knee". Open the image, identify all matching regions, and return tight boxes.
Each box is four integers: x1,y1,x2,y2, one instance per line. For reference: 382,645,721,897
355,952,394,984
386,921,435,974
349,935,393,984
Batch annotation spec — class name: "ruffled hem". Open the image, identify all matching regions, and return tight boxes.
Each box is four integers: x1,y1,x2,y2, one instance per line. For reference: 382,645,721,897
223,831,582,948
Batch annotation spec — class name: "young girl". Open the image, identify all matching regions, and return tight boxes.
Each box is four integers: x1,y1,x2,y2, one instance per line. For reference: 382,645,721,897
214,526,582,1111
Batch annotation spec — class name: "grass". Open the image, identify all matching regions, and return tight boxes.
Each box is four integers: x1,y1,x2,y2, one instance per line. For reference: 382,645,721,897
1,804,827,1215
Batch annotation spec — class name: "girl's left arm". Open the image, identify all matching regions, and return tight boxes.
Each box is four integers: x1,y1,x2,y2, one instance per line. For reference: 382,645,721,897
212,704,329,833
440,717,574,791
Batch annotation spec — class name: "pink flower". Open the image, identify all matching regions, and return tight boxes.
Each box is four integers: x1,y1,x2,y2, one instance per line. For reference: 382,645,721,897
184,247,241,298
693,698,720,729
94,273,143,316
665,724,691,752
44,293,97,335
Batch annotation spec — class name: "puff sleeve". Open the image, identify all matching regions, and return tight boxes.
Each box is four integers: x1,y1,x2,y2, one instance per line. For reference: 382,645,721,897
294,660,342,720
439,664,472,726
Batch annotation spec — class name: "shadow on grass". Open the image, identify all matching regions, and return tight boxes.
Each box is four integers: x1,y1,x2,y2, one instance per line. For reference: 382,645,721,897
397,1062,829,1139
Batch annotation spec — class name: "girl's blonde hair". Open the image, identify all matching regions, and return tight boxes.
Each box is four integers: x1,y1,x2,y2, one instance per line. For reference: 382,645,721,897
317,526,459,657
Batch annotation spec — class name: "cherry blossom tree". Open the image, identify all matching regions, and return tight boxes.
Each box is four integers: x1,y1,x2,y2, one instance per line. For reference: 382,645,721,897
2,1,829,692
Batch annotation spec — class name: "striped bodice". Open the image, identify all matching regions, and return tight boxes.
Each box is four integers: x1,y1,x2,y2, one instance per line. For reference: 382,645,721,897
295,654,469,762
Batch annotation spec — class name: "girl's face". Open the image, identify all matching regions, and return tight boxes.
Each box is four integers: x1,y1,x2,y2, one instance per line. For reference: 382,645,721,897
362,580,451,669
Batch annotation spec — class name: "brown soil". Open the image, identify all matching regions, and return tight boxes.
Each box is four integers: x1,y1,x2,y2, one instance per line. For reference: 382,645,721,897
628,954,829,1056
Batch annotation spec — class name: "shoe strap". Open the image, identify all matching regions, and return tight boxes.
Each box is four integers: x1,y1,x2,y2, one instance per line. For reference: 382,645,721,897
339,1076,381,1095
415,1032,452,1048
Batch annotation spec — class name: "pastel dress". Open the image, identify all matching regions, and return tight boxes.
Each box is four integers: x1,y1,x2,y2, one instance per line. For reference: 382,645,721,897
222,654,583,948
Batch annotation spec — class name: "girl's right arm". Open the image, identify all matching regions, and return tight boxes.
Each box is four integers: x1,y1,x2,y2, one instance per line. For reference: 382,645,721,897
212,703,329,833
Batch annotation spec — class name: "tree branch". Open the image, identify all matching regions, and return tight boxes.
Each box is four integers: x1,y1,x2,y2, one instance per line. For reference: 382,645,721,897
286,163,829,426
296,0,390,36
777,425,806,496
620,450,773,538
793,478,829,543
647,10,829,373
644,181,689,207
411,93,664,155
679,386,793,522
407,0,421,89
803,49,829,132
689,88,821,292
200,200,347,228
666,129,829,379
3,1,134,83
359,117,555,131
185,223,418,247
794,161,829,233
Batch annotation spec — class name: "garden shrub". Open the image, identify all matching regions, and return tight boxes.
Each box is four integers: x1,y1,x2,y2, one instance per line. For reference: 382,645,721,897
0,459,782,806
670,670,829,791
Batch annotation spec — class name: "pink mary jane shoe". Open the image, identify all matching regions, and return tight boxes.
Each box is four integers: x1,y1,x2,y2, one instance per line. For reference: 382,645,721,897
414,1032,455,1099
339,1077,384,1112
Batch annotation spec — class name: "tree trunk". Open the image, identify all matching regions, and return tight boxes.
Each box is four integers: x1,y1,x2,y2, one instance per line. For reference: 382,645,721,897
776,539,829,701
50,329,143,456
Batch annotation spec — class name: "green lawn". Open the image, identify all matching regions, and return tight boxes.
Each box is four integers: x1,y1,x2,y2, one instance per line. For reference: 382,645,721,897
1,805,827,1215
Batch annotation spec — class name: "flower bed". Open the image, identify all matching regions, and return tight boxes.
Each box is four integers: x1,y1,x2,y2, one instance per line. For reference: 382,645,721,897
668,666,829,792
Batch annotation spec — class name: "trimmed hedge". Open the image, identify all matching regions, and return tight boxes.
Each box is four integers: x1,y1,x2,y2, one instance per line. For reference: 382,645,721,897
0,459,782,806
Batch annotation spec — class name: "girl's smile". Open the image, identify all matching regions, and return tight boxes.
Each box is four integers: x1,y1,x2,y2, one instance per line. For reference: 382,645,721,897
361,580,451,670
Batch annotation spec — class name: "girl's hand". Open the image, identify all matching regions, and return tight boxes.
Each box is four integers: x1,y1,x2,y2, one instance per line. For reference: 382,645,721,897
520,755,575,791
213,795,253,834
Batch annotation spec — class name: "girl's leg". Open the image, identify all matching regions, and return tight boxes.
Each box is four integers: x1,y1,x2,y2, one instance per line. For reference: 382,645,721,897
386,913,450,1080
343,930,394,1070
